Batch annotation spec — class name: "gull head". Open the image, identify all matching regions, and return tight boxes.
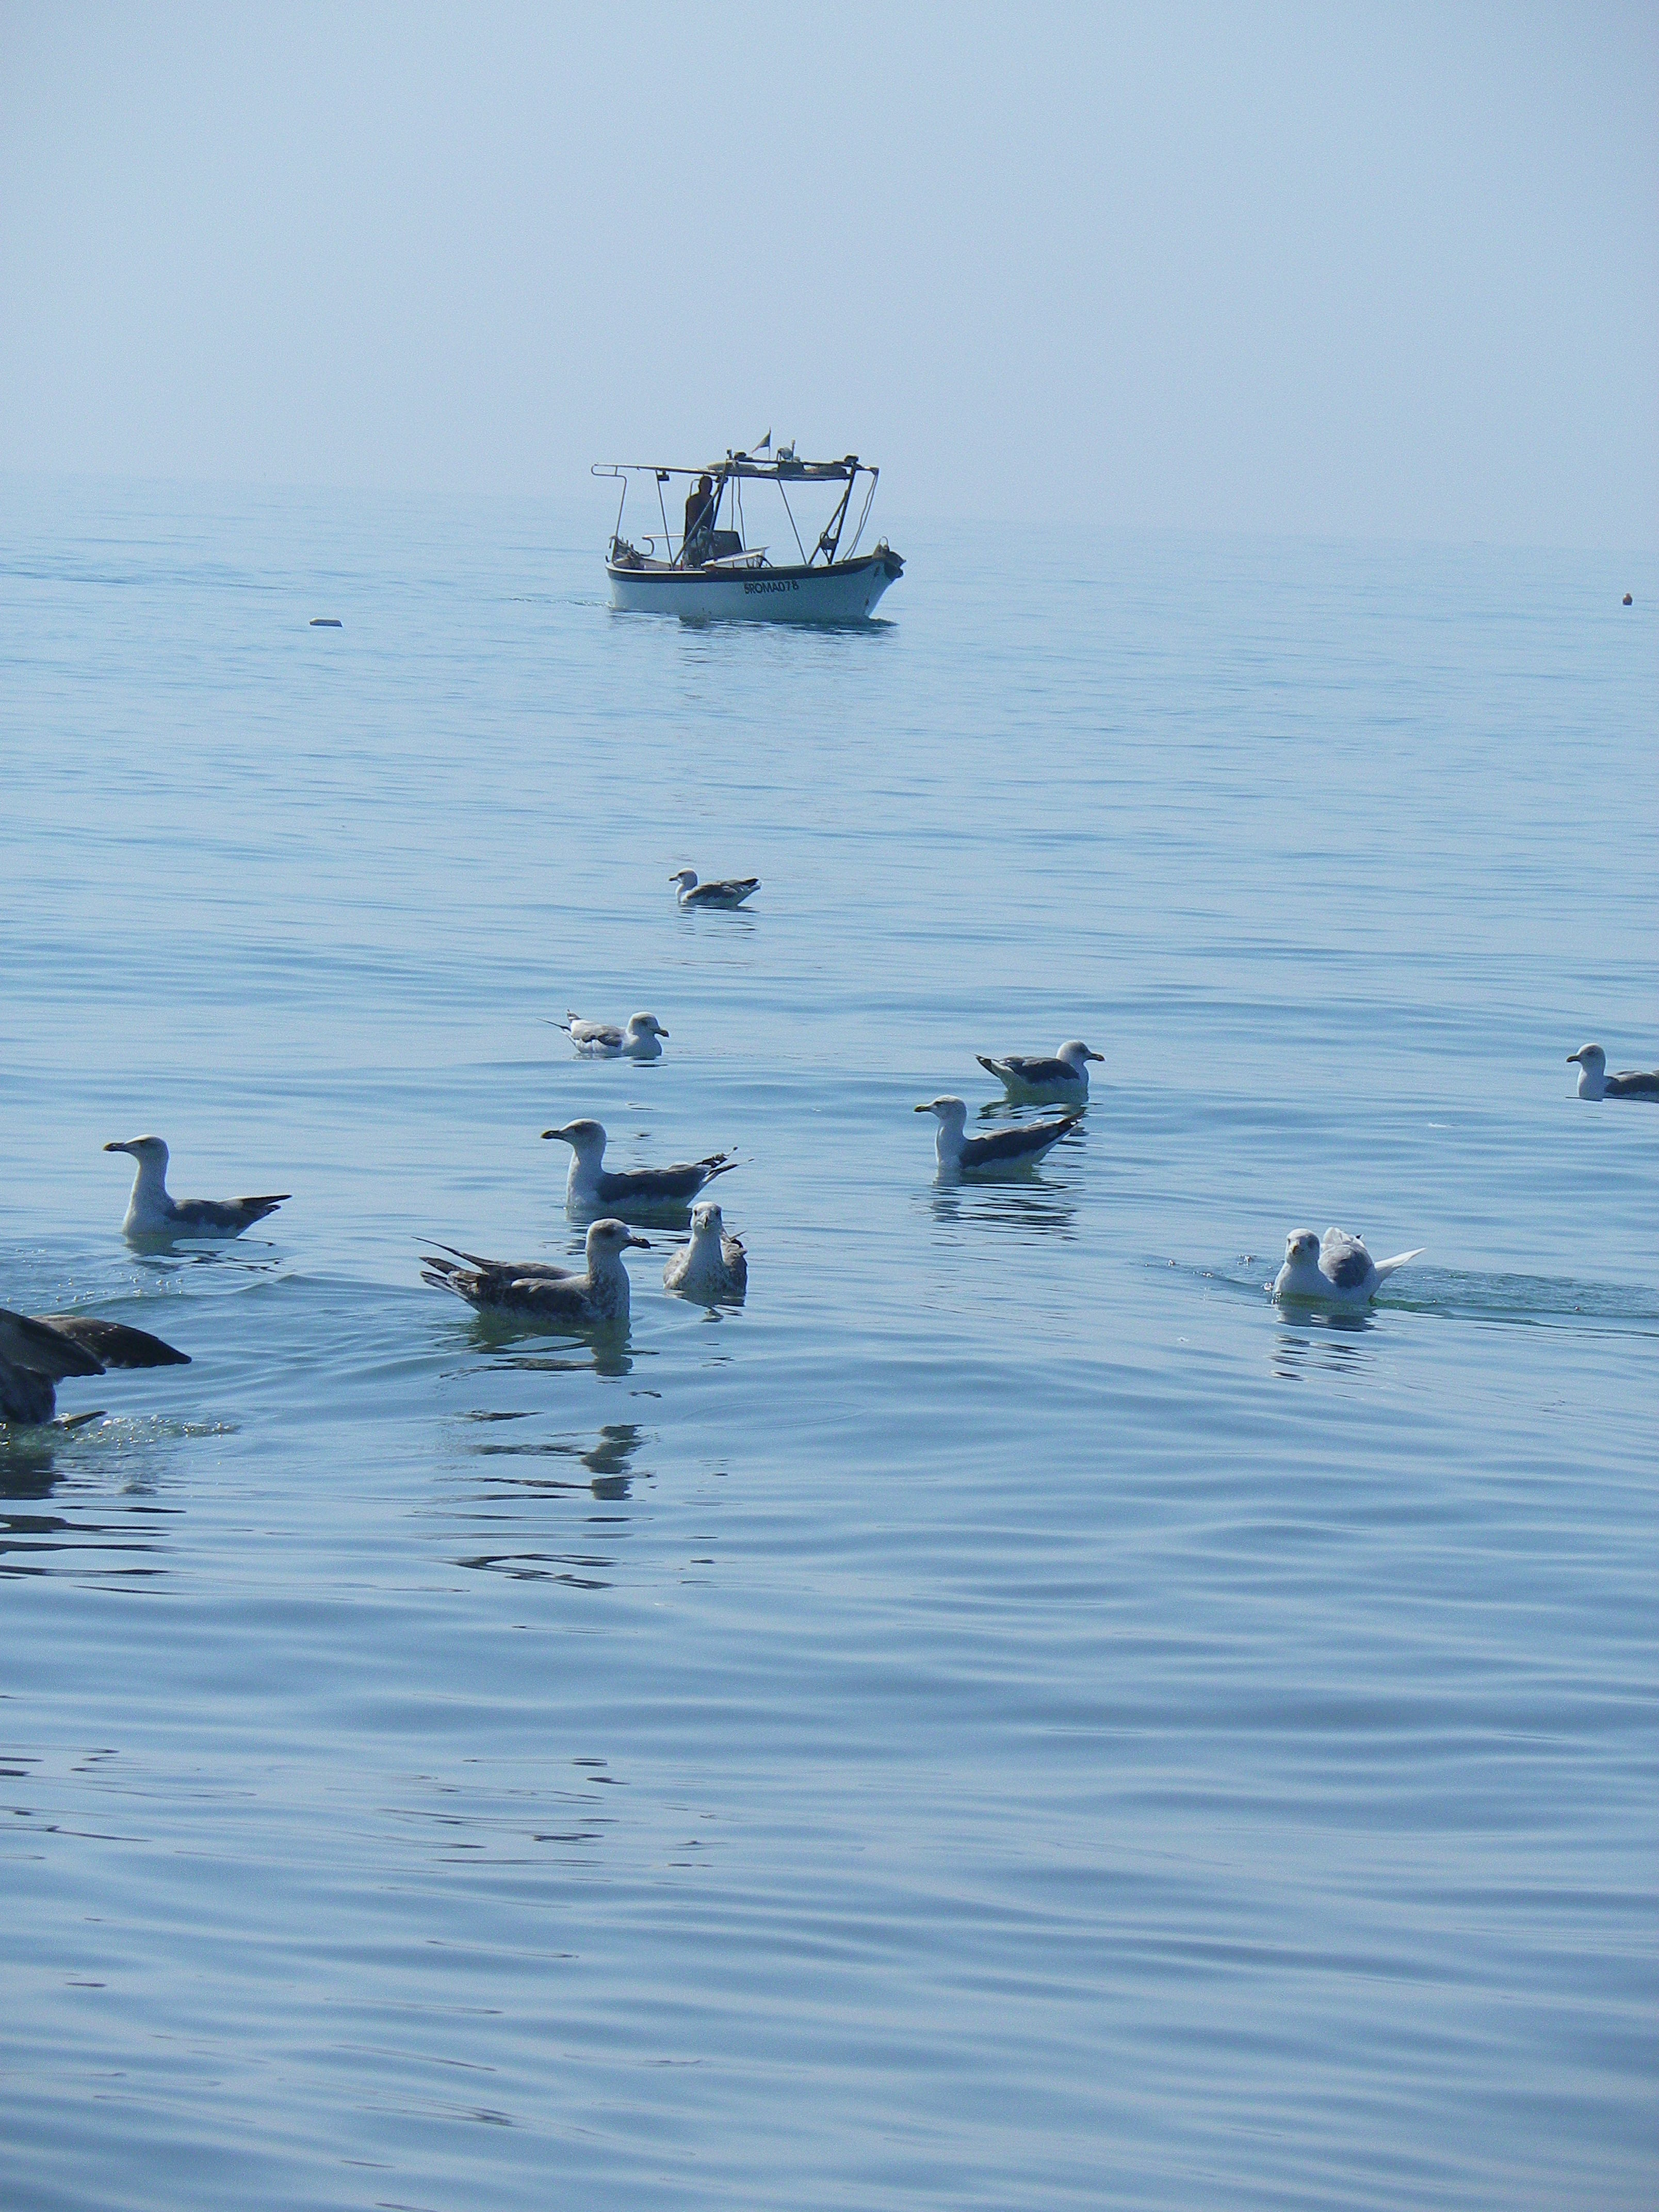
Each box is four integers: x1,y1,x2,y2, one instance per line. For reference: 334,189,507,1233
587,1218,650,1259
543,1118,607,1157
915,1097,968,1131
669,869,698,891
628,1013,668,1040
104,1135,169,1167
1566,1044,1605,1072
1283,1230,1321,1266
1058,1040,1105,1069
689,1200,724,1238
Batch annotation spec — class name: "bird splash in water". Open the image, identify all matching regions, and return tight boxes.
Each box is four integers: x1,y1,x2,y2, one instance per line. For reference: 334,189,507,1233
1,1304,190,1427
1272,1229,1424,1308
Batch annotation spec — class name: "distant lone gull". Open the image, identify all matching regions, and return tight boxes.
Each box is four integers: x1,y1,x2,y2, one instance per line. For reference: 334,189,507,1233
558,1011,669,1060
663,1202,747,1301
977,1039,1104,1104
1273,1229,1424,1308
1566,1044,1659,1101
915,1096,1081,1174
422,1219,649,1324
670,869,759,910
104,1136,290,1241
543,1118,737,1212
1,1304,189,1427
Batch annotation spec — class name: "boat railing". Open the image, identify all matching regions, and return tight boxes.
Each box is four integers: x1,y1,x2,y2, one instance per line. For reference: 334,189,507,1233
594,456,881,572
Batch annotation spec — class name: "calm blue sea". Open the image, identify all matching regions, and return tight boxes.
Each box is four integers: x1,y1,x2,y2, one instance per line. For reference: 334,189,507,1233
2,476,1655,2210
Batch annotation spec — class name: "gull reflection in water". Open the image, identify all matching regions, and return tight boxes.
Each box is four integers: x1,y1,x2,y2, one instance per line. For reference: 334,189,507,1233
924,1179,1080,1239
467,1419,648,1500
461,1314,637,1382
1270,1308,1376,1382
454,1424,650,1585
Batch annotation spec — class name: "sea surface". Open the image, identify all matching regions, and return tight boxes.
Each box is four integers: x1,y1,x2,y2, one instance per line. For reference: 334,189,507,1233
2,477,1654,2210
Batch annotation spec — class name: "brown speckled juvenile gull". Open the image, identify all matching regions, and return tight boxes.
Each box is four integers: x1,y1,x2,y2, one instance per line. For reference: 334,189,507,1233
421,1219,650,1324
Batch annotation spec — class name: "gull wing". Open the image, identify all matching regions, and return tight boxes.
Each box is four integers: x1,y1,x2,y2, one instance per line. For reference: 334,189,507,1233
39,1314,190,1369
958,1115,1080,1168
427,1244,579,1282
1607,1068,1659,1098
1319,1231,1374,1291
171,1194,290,1233
599,1156,736,1203
0,1306,107,1380
1370,1248,1425,1283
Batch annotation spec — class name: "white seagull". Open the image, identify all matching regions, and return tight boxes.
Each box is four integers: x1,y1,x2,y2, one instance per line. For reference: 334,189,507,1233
915,1096,1081,1175
670,869,760,910
1566,1044,1659,1101
976,1039,1104,1104
421,1219,650,1324
1,1304,190,1427
104,1136,290,1241
663,1202,747,1302
542,1118,737,1212
558,1011,669,1060
1273,1229,1425,1308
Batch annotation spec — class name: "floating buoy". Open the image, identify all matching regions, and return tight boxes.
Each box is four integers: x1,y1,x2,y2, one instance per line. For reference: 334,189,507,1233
310,616,343,628
1623,593,1633,607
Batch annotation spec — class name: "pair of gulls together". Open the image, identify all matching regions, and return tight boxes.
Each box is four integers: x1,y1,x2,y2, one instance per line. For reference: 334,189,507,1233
917,1038,1105,1173
2,1136,290,1426
424,1118,746,1323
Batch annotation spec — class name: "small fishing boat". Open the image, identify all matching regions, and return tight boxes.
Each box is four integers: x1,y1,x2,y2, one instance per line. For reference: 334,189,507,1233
593,443,903,623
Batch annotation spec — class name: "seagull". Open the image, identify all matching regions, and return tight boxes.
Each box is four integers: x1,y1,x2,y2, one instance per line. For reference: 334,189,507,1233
1566,1044,1659,1101
662,1202,747,1301
1,1304,190,1427
915,1097,1081,1174
421,1219,650,1324
1273,1229,1425,1308
670,869,759,910
104,1136,289,1241
542,1118,737,1212
976,1039,1104,1104
557,1012,669,1060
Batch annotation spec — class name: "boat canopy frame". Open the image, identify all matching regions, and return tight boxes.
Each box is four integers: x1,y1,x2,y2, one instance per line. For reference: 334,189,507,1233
593,451,881,573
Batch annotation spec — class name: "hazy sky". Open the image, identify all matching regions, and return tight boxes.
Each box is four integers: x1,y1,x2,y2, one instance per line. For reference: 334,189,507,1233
3,4,1654,543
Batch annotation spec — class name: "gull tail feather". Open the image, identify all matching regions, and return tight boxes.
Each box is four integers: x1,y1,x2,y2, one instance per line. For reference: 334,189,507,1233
1372,1248,1426,1282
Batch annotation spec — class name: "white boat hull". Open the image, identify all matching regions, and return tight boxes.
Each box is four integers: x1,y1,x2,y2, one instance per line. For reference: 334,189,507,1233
606,548,902,624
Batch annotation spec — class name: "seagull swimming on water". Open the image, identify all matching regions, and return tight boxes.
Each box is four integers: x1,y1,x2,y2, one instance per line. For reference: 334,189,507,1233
977,1039,1104,1104
558,1012,669,1060
670,869,760,910
1273,1229,1425,1308
662,1202,747,1301
1566,1044,1659,1101
0,1304,190,1427
542,1118,737,1212
422,1219,649,1325
915,1097,1081,1175
104,1136,290,1241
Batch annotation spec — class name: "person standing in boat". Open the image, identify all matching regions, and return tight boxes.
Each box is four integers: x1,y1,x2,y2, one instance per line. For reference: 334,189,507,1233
682,473,717,563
